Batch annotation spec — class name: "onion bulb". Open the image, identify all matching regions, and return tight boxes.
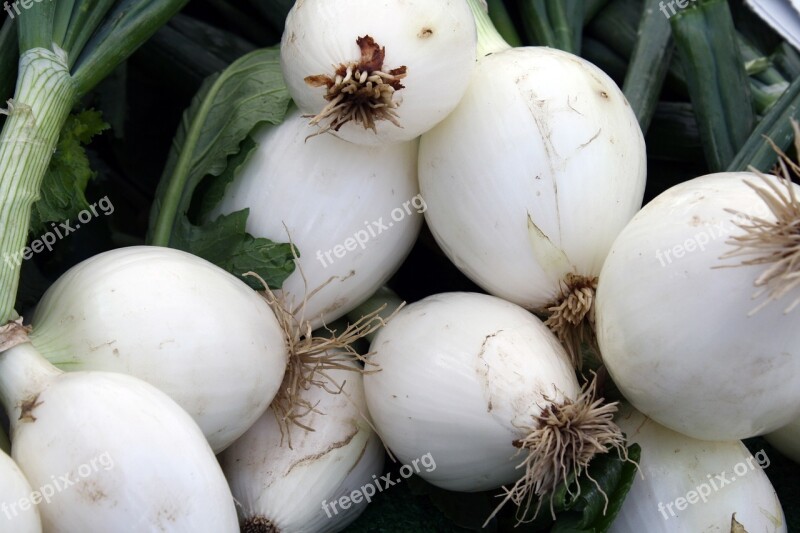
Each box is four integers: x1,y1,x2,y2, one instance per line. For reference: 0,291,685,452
221,362,383,533
418,5,646,364
29,246,288,453
363,292,627,521
280,0,477,145
213,110,422,330
596,172,800,440
0,336,238,531
611,404,786,532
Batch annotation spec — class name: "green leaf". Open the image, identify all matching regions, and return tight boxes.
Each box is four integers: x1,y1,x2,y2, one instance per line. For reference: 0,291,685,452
71,0,190,95
194,133,257,218
29,110,109,236
549,444,642,532
147,47,296,289
172,213,296,291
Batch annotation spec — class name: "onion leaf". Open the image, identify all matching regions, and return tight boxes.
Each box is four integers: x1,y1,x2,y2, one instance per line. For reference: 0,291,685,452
147,48,296,289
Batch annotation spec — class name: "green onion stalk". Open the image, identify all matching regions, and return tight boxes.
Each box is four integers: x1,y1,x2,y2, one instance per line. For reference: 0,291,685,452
0,0,188,324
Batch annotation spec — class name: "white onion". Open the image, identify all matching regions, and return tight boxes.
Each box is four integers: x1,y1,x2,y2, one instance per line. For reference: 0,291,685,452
221,364,383,533
213,110,422,330
363,291,626,525
418,37,645,362
29,246,288,453
0,449,41,532
0,342,238,531
280,0,477,145
596,172,800,440
611,405,786,532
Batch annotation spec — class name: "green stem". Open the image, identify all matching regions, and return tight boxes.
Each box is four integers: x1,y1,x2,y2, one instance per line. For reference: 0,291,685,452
728,76,800,172
622,0,674,133
486,0,522,47
669,0,754,172
0,49,76,323
517,0,579,52
149,74,226,247
467,0,512,57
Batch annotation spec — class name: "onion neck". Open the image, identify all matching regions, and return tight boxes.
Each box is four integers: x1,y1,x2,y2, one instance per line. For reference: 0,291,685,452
0,48,76,323
0,342,62,431
467,0,513,57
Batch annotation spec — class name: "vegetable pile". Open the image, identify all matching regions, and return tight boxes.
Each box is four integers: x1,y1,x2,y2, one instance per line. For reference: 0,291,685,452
0,0,798,531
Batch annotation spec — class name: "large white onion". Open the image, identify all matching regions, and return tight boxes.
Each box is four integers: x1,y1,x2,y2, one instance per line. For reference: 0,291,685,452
213,110,422,329
221,364,383,533
611,405,786,532
363,291,620,499
29,246,288,453
280,0,477,145
596,173,800,440
419,46,646,313
0,342,238,531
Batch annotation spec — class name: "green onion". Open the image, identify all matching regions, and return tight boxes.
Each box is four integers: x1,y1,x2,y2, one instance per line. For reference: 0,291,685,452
0,0,188,323
622,0,674,132
669,0,755,172
728,76,800,172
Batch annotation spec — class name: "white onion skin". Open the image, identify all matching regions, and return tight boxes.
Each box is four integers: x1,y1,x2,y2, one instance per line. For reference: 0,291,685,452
0,450,41,532
596,173,800,440
765,418,800,464
29,246,288,453
280,0,477,146
363,292,579,492
213,110,422,329
611,405,786,532
220,367,383,533
419,47,646,309
2,344,239,532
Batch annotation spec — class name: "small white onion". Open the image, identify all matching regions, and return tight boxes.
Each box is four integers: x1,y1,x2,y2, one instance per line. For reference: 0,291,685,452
0,343,239,531
363,292,581,492
29,246,288,453
280,0,477,145
221,364,383,533
596,173,800,440
213,110,422,329
611,405,786,532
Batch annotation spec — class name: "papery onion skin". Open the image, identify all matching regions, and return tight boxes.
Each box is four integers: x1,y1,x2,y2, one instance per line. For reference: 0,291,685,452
419,47,646,310
213,111,422,330
29,246,288,453
280,0,477,146
596,173,800,441
221,366,382,533
363,292,579,492
611,405,786,532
